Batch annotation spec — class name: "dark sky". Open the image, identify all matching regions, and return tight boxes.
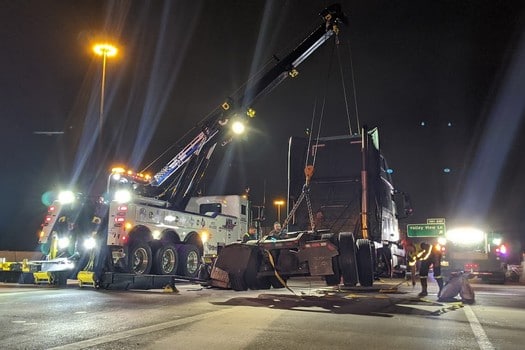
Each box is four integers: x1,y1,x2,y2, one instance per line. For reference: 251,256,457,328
1,0,525,251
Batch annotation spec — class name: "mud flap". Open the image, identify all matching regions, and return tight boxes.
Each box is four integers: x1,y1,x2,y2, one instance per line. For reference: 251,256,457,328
296,241,338,276
209,243,258,291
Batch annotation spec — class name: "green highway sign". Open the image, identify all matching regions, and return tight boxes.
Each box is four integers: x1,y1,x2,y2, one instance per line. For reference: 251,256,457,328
407,224,446,237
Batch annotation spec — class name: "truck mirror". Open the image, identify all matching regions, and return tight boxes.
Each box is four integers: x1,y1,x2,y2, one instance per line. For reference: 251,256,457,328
393,191,413,219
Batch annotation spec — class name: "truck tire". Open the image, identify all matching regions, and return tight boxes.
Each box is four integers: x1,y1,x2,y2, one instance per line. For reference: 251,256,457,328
229,272,248,291
376,247,392,278
356,239,374,287
50,271,68,286
153,243,178,275
487,271,506,284
338,232,358,287
177,244,201,278
323,233,341,286
325,261,341,286
128,240,153,275
244,249,271,290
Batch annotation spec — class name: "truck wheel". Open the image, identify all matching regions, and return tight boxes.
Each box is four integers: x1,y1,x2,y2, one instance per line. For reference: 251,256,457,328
356,239,374,287
244,249,271,290
325,263,341,286
323,233,341,286
376,247,392,278
177,244,201,278
338,232,358,286
50,271,68,286
255,276,272,289
488,271,506,284
153,243,178,275
128,241,153,275
229,272,248,291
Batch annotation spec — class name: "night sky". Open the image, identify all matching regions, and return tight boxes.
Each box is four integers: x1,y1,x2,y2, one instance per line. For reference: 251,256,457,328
1,0,524,253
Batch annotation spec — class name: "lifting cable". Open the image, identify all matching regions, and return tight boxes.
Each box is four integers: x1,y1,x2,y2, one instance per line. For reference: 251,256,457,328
336,39,353,135
346,41,361,134
280,38,338,231
281,34,360,232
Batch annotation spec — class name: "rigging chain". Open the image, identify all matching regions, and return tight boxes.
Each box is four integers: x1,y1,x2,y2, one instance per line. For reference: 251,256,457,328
280,31,358,233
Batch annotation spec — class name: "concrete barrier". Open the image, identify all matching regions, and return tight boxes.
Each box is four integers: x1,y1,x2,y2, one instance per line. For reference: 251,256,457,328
0,251,43,262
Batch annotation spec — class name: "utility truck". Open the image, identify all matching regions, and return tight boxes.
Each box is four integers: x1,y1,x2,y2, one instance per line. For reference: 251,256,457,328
0,191,92,285
441,227,508,284
209,127,411,290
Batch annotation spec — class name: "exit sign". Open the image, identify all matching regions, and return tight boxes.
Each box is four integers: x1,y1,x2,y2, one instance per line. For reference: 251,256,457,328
427,218,446,224
407,224,446,237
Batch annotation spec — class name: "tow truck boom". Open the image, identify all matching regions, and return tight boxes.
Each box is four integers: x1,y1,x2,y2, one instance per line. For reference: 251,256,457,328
148,4,346,210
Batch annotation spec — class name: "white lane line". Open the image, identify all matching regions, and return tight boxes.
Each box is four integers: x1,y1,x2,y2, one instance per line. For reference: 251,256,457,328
463,304,495,350
47,307,237,350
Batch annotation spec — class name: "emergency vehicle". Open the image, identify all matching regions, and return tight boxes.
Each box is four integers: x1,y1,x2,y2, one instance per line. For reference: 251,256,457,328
441,227,508,284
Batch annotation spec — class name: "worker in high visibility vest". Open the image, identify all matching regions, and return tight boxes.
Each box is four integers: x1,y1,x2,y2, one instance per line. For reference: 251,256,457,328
242,226,257,243
408,242,443,297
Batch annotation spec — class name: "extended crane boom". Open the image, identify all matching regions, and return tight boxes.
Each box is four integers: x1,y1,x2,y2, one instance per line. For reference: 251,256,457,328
149,4,346,211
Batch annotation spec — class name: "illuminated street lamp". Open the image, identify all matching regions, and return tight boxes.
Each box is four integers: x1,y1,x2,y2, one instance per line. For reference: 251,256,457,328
92,43,118,140
274,200,285,223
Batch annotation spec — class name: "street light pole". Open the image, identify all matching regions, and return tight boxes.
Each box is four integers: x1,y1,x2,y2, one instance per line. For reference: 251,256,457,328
274,200,285,223
93,43,117,145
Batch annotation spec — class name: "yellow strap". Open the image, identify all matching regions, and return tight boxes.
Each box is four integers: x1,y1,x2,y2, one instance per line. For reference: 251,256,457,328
265,250,297,296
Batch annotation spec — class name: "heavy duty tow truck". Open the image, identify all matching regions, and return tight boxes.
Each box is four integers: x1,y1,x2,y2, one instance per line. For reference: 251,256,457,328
64,3,350,290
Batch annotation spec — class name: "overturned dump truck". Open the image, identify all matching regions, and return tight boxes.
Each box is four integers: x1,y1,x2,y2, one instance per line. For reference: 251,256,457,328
209,128,410,291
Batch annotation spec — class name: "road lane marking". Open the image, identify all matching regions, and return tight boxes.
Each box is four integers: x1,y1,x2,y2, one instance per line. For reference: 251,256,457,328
151,305,284,348
47,307,239,350
473,292,520,296
0,290,54,296
463,305,495,350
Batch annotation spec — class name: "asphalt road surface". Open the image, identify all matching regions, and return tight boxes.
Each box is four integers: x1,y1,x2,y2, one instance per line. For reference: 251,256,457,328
1,277,523,350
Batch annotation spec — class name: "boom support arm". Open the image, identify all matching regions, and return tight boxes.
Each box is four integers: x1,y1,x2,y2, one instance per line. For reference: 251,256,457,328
149,4,347,206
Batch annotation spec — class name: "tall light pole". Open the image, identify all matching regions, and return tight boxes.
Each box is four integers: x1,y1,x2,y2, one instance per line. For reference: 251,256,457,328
274,200,285,223
92,43,117,144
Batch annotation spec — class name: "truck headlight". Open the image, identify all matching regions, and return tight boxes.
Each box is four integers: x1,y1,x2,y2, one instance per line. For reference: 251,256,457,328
437,237,447,246
114,190,132,203
58,191,75,204
83,237,97,250
199,230,210,243
58,237,71,249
